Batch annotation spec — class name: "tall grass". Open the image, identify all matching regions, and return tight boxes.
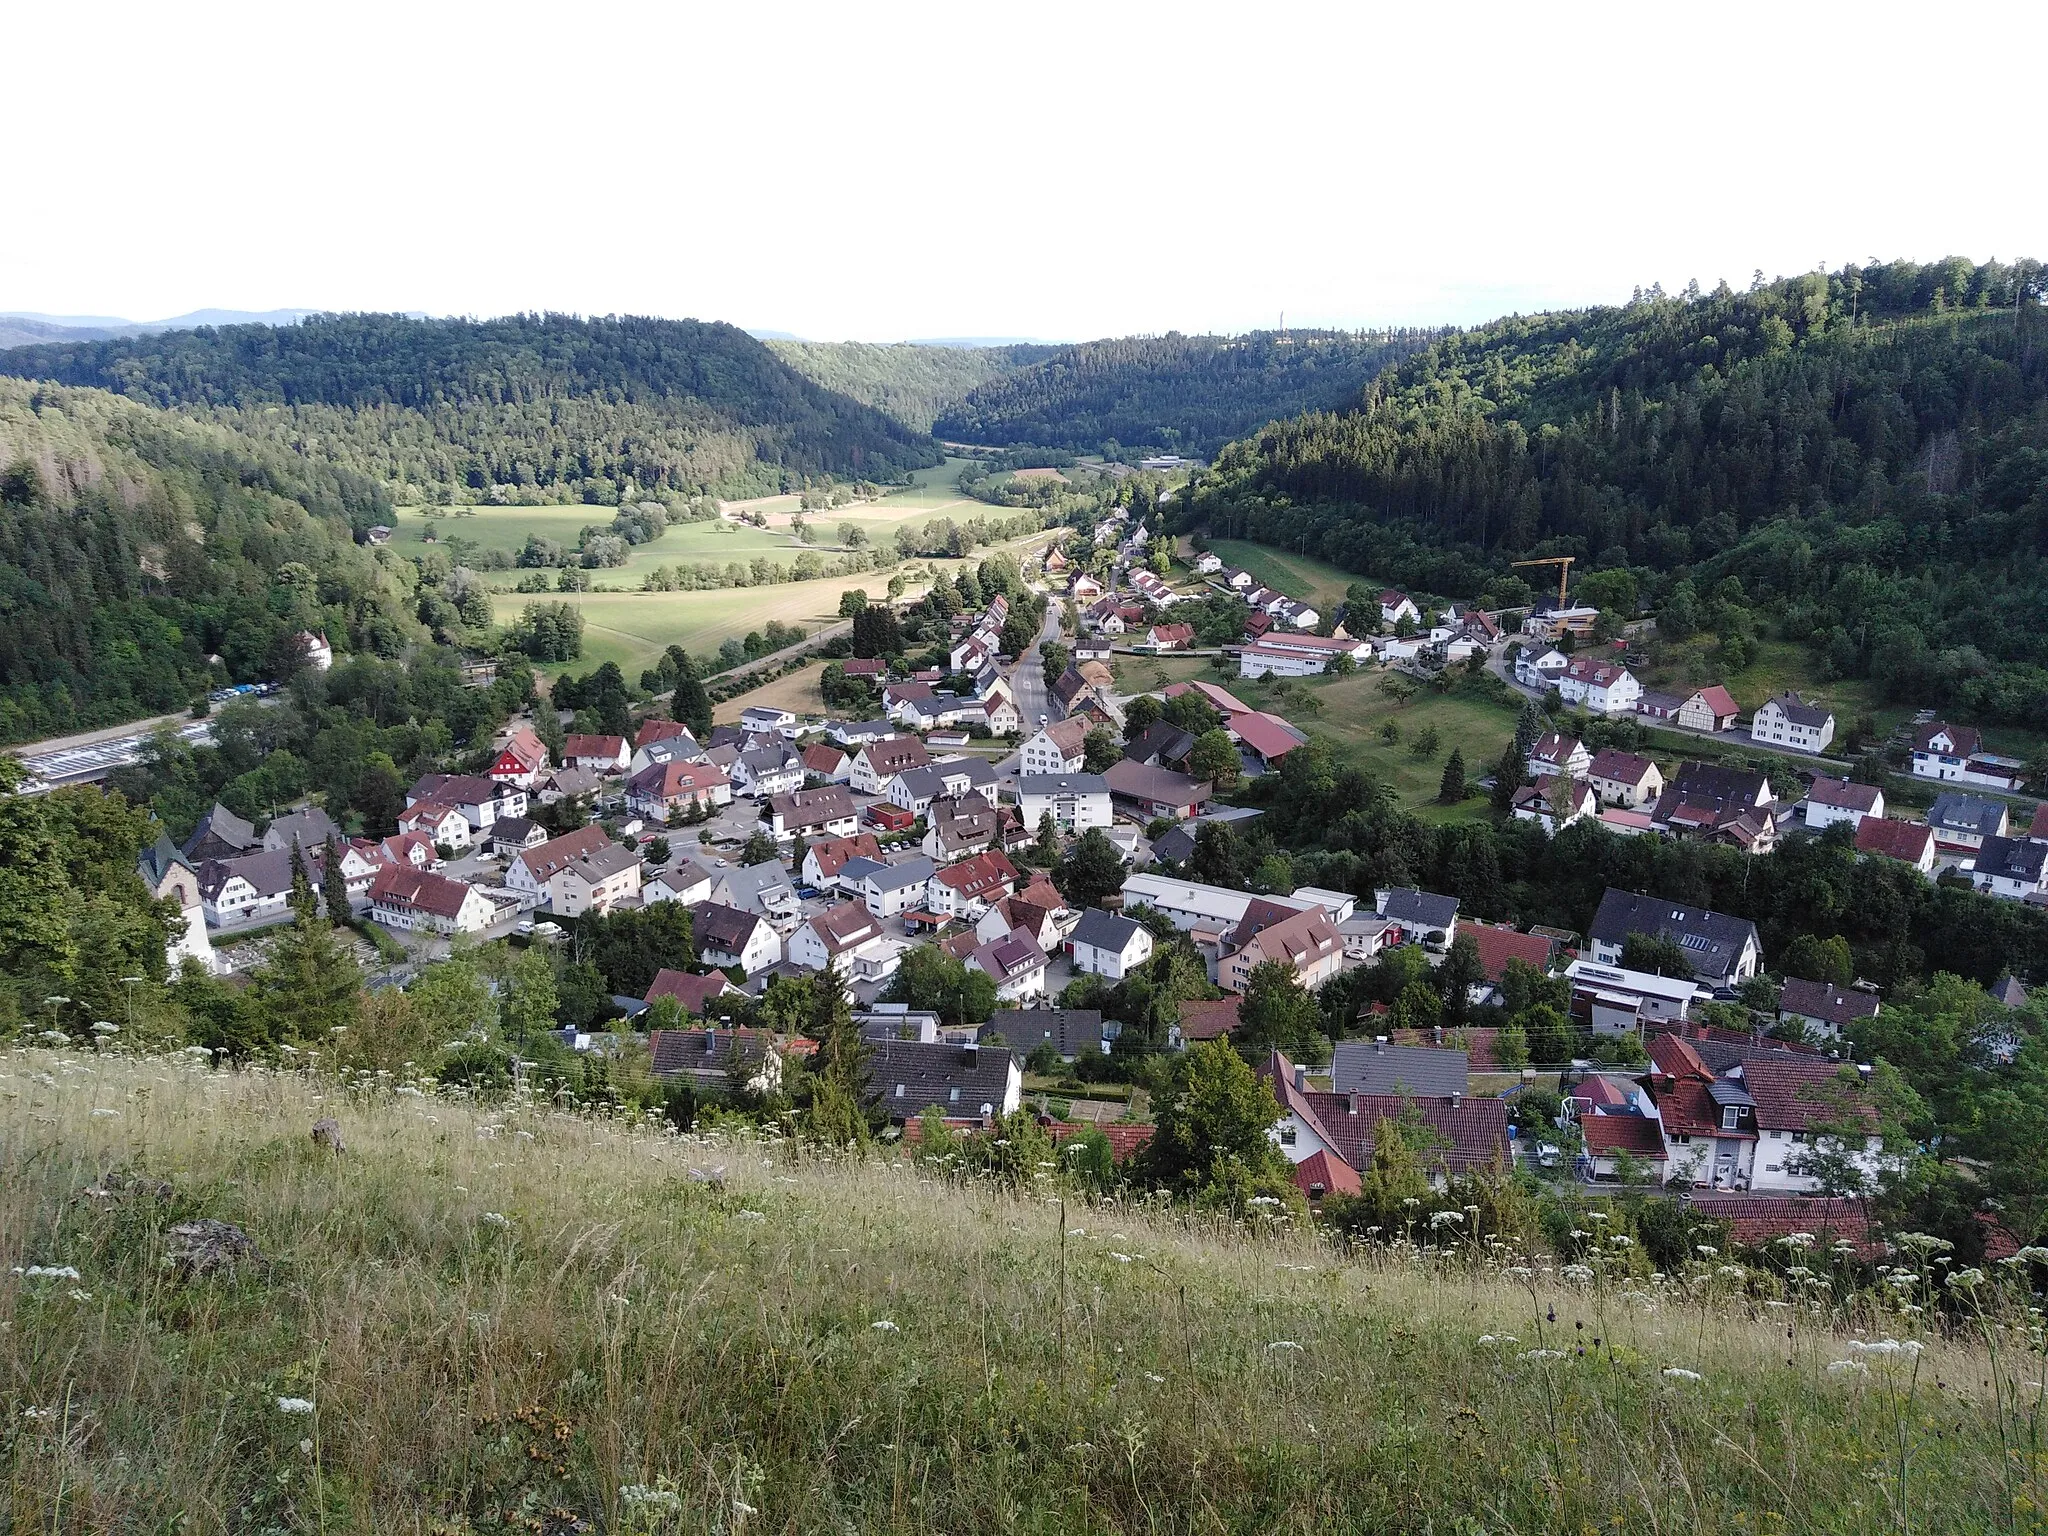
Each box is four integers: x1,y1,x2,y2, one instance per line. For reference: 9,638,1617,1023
0,1048,2029,1532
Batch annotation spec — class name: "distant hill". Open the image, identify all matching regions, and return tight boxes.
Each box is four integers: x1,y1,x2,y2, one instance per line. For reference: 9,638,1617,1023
768,339,1056,434
932,330,1436,456
0,312,941,500
0,308,322,349
1190,258,2048,729
0,376,412,743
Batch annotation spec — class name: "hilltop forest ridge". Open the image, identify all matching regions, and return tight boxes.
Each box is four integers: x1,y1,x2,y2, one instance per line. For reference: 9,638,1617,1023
1188,258,2048,729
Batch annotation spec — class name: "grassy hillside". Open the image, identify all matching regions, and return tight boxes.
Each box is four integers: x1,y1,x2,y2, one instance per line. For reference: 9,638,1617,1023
934,329,1434,456
0,1051,2020,1532
766,339,1053,433
0,313,943,501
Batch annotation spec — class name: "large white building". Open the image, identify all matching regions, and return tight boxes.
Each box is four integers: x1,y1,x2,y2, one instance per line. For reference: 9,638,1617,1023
1555,658,1641,715
1016,773,1112,832
1020,719,1091,776
1751,692,1835,754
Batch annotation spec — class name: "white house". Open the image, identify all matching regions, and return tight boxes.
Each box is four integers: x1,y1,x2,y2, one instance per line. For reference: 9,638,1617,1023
925,850,1017,920
968,927,1050,1004
546,844,643,918
849,736,932,796
367,865,497,935
1119,872,1313,933
406,773,526,833
643,861,713,907
1974,835,2048,901
1803,776,1883,830
1751,692,1835,753
693,902,783,973
1527,733,1592,779
860,856,940,919
1515,647,1570,689
1377,590,1421,627
561,734,630,775
1556,657,1641,715
398,801,472,850
1020,718,1091,777
1565,958,1699,1034
787,902,904,987
195,850,298,928
1067,908,1154,981
764,786,860,841
731,747,804,800
1015,773,1112,832
507,827,616,905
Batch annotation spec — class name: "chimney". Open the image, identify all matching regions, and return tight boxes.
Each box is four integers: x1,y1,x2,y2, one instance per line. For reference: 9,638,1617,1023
1347,1093,1359,1115
1374,1037,1387,1052
1450,1092,1463,1109
1293,1064,1307,1091
962,1042,979,1065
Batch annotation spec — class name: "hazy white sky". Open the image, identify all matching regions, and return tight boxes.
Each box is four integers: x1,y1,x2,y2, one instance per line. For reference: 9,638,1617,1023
8,0,2043,340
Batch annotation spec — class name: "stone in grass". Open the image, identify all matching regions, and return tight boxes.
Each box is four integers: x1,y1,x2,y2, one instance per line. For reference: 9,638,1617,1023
163,1219,265,1280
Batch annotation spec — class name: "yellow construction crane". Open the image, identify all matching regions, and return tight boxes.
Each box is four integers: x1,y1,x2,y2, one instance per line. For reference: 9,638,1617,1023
1512,555,1574,609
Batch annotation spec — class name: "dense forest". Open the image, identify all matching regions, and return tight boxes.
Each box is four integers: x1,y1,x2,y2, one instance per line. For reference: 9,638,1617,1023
934,329,1435,456
0,313,942,502
767,339,1054,433
1187,259,2048,726
0,378,423,742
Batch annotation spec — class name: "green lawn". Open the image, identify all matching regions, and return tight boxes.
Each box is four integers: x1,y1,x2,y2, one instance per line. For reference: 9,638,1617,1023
1233,667,1520,819
532,578,880,680
1205,539,1368,612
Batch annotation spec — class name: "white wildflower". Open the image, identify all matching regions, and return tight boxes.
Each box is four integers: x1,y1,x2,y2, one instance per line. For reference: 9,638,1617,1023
17,1264,82,1282
1947,1267,1987,1290
276,1397,316,1415
619,1486,682,1511
1248,1196,1281,1208
1109,1252,1133,1263
1561,1263,1595,1282
1609,1234,1634,1248
1144,1372,1166,1383
90,1107,120,1118
91,1022,119,1035
1521,1348,1567,1361
1695,1244,1719,1257
22,1406,53,1422
1267,1340,1304,1351
67,1288,93,1302
1662,1367,1703,1382
2001,1246,2048,1267
1716,1265,1746,1279
1828,1359,1869,1375
479,1211,511,1229
1477,1334,1520,1345
1848,1338,1924,1357
871,1319,899,1332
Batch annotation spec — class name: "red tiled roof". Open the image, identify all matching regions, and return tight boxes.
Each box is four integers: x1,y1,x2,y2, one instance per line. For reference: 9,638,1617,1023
1178,998,1241,1040
1855,816,1934,861
808,834,881,877
1686,1194,1882,1259
802,744,847,775
1742,1057,1876,1133
633,717,694,750
1581,1113,1667,1158
368,864,475,919
1227,710,1305,761
1047,1122,1156,1162
1462,923,1557,983
515,826,613,881
1291,1148,1363,1198
1807,776,1881,812
563,733,625,760
1692,686,1740,719
1648,1033,1714,1083
644,968,739,1014
628,759,728,799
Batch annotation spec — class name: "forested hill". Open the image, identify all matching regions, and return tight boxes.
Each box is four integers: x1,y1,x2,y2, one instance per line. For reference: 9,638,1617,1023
932,329,1436,456
0,379,421,743
767,339,1055,434
1189,259,2048,727
0,313,942,502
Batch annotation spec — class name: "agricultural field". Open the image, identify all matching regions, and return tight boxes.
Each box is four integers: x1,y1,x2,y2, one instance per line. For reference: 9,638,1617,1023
723,456,997,540
390,504,801,591
711,660,831,724
1204,539,1368,613
530,578,877,680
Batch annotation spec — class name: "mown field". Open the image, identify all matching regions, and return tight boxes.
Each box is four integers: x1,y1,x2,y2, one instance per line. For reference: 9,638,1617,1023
710,660,831,724
0,1053,2020,1533
536,580,872,679
1204,539,1368,612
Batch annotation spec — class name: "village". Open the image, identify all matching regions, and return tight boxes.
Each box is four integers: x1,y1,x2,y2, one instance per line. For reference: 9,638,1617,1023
117,508,2042,1257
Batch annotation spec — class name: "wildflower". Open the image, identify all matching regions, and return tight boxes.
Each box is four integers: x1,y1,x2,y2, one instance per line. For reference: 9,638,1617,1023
15,1264,82,1281
1249,1195,1281,1208
1110,1252,1133,1263
22,1406,53,1422
1895,1232,1952,1255
1848,1338,1924,1357
1561,1263,1595,1282
1827,1359,1869,1375
38,1030,68,1045
734,1500,758,1517
67,1288,93,1302
1429,1210,1465,1228
1662,1367,1703,1382
1401,1197,1421,1208
2001,1246,2048,1267
1695,1244,1719,1257
1477,1334,1520,1345
1145,1372,1166,1383
479,1212,511,1229
1609,1234,1634,1248
871,1319,899,1332
619,1486,683,1512
1947,1267,1987,1291
1569,1229,1590,1240
276,1397,316,1415
1716,1265,1746,1279
736,1210,766,1222
1520,1348,1567,1361
91,1107,120,1118
1267,1340,1304,1351
91,1022,119,1035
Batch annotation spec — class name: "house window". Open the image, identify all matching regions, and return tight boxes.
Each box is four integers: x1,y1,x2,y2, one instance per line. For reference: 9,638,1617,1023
1279,1126,1297,1146
1721,1107,1739,1131
948,1088,959,1103
1672,1134,1689,1145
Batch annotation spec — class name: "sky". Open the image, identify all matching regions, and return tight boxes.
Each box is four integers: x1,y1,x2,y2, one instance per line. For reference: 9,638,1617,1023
7,0,2044,342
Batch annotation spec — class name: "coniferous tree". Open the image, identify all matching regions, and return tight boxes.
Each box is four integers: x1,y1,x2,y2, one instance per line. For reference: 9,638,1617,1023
1490,739,1526,814
287,839,319,920
669,649,714,738
1437,749,1467,804
320,834,351,925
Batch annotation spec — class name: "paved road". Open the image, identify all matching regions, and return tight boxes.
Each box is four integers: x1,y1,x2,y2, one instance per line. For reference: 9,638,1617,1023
1008,601,1065,730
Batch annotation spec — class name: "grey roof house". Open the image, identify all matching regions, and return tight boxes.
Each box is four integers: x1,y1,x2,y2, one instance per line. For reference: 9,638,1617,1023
1329,1040,1470,1098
